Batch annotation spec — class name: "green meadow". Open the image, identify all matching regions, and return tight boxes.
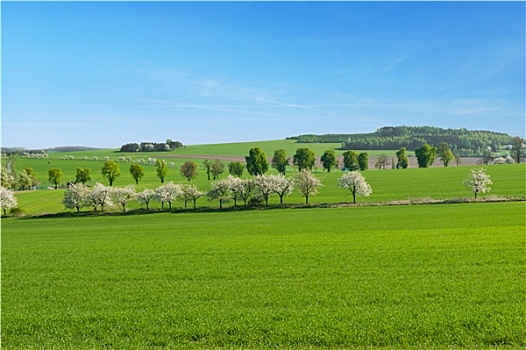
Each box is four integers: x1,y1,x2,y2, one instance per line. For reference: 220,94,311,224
11,162,526,215
39,139,403,159
2,141,525,349
2,202,524,349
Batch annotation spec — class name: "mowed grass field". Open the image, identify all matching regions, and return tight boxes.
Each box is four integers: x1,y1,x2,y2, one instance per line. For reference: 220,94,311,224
2,202,524,349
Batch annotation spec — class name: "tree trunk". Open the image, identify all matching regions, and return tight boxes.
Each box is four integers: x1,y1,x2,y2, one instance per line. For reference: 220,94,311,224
305,195,309,204
135,179,139,185
193,199,197,210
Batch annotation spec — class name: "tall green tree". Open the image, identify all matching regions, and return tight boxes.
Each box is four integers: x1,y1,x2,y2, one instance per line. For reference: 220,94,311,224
357,152,369,171
293,148,316,171
320,149,337,173
415,144,437,168
101,160,121,186
342,150,359,171
48,168,63,189
271,149,289,175
395,147,409,169
228,161,245,177
75,167,92,184
437,142,454,167
129,163,144,184
245,147,269,176
156,159,168,183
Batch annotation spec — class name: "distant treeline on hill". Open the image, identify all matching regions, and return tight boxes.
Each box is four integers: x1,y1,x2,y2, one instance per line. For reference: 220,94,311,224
289,126,515,156
1,146,100,155
120,139,183,152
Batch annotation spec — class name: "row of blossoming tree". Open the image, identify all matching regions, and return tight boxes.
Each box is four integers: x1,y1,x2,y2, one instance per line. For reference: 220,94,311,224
1,168,493,215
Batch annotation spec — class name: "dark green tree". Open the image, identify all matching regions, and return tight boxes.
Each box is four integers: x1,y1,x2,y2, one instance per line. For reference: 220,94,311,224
293,148,316,171
357,152,369,171
415,144,437,168
342,150,359,171
245,147,269,176
395,147,409,169
228,161,245,177
271,149,289,175
320,149,337,173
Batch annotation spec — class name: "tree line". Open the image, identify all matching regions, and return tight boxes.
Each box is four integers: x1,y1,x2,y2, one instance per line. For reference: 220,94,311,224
0,165,496,216
120,139,183,152
3,138,524,193
291,126,518,156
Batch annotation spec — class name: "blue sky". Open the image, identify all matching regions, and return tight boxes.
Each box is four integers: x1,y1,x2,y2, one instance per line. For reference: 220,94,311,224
2,1,524,149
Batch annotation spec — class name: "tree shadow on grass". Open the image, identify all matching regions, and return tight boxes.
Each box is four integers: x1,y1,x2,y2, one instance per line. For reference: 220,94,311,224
17,196,525,220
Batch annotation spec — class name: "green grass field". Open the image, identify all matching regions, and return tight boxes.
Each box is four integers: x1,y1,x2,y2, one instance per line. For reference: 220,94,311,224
2,202,524,349
37,140,404,159
3,141,525,349
11,163,526,216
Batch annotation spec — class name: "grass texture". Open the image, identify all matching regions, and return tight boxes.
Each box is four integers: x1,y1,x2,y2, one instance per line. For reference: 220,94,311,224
2,202,525,349
12,163,526,215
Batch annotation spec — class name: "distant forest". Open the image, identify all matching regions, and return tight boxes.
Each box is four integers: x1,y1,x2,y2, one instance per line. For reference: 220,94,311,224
289,126,515,156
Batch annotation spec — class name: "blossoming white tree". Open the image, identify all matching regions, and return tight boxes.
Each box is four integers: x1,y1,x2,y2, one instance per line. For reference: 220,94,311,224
137,188,156,211
0,186,18,215
87,182,113,213
338,171,372,204
254,174,276,206
111,185,137,212
207,178,232,209
225,175,243,207
181,184,205,209
155,182,182,210
463,168,492,199
271,174,295,205
294,170,323,204
62,183,89,212
229,177,255,207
